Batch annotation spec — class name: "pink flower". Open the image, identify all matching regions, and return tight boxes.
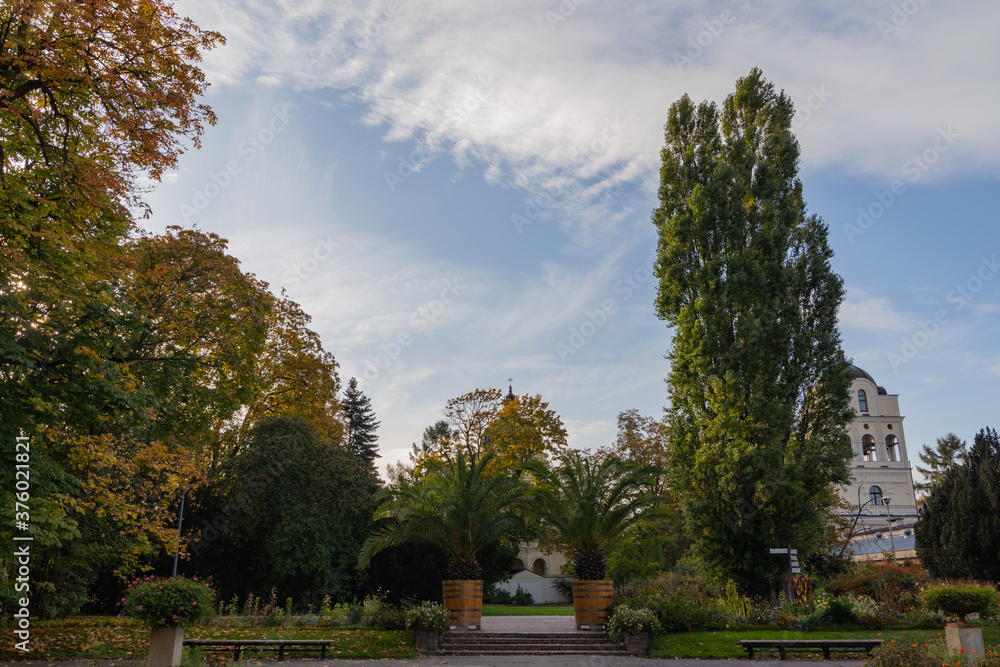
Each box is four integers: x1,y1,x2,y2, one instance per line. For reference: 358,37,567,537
137,605,143,611
192,601,197,606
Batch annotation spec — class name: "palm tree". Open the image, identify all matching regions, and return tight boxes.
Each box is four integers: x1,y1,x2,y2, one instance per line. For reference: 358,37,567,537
524,451,659,580
358,451,530,579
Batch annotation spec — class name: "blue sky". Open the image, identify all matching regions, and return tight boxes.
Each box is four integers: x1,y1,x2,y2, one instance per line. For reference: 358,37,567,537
143,0,999,480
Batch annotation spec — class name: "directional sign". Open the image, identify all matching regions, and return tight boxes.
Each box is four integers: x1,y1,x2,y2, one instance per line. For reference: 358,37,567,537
769,548,789,554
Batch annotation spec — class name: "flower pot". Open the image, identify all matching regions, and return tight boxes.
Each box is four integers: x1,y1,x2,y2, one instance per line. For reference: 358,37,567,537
442,580,482,630
415,629,440,652
624,631,650,655
147,625,184,667
945,622,985,661
572,580,612,630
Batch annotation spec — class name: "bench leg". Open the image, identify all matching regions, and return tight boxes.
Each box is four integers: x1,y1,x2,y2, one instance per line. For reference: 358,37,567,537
823,647,830,660
321,645,327,659
279,644,285,661
234,647,242,661
779,646,786,660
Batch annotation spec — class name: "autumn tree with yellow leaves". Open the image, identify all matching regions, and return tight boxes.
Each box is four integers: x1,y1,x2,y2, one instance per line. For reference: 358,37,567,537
399,388,568,478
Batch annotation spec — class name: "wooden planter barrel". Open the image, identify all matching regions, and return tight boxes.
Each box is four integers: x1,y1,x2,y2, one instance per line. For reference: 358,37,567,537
442,579,482,630
572,579,612,630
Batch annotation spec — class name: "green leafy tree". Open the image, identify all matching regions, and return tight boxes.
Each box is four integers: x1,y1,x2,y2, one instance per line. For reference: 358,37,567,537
400,388,567,478
359,452,530,580
1,0,222,617
915,427,1000,581
218,295,343,463
601,410,687,582
524,451,659,580
651,68,854,596
342,377,380,464
915,433,967,493
201,417,379,604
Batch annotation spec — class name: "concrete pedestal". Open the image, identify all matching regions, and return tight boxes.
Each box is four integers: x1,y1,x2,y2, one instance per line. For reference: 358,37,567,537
147,626,184,667
945,623,984,661
415,630,440,652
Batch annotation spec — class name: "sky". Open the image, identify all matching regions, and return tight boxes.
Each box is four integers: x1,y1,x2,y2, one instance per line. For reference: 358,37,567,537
143,0,1000,481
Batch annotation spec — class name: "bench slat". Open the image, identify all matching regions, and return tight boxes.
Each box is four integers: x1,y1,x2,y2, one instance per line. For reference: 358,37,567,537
737,639,882,661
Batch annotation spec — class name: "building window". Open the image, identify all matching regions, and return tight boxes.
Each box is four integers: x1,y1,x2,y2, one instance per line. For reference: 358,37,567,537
862,434,877,462
858,389,869,412
868,485,883,506
532,558,547,576
886,435,898,462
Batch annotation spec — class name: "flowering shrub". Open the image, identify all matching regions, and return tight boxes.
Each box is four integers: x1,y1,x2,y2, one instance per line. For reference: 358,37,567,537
798,597,858,630
923,583,1000,623
405,602,451,632
863,641,942,667
606,605,662,638
829,562,927,613
614,567,728,631
121,576,214,628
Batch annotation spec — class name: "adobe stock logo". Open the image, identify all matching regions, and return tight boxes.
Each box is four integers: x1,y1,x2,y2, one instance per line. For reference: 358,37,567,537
362,279,466,381
179,105,294,224
888,254,999,371
844,127,959,245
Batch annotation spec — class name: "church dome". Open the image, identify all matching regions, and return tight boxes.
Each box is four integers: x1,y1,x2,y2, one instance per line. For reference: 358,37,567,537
849,363,887,395
848,364,876,384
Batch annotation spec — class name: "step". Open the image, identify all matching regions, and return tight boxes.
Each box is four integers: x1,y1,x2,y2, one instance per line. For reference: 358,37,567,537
442,633,608,640
433,632,628,656
436,650,630,656
441,638,619,645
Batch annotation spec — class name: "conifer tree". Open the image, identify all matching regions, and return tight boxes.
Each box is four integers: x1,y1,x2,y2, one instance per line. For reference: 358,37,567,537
915,433,967,493
916,428,1000,581
652,68,854,596
342,377,380,464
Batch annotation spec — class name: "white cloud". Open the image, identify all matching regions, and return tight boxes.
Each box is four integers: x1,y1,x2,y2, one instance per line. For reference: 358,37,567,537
839,287,912,333
178,0,1000,212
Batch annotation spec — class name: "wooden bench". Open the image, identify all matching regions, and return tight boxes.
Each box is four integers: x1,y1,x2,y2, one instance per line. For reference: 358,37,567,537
183,639,337,660
737,639,882,660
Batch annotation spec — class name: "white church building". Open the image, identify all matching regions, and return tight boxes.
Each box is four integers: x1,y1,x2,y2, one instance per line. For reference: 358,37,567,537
839,362,919,539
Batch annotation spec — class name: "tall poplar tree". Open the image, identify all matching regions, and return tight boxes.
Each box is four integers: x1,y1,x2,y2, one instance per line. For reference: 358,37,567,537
652,68,854,596
342,377,380,464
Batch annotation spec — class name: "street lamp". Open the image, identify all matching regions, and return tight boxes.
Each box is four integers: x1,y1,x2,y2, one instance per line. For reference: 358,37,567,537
881,496,897,565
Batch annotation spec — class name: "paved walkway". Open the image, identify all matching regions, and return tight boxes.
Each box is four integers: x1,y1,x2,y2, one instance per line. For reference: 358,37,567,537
478,614,587,633
11,616,866,667
17,659,867,667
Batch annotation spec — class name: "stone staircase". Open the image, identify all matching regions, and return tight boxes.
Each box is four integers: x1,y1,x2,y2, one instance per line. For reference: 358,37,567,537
433,631,630,656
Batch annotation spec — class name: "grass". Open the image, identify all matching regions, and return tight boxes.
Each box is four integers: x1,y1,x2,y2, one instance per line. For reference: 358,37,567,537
651,627,1000,660
0,619,417,662
482,604,574,616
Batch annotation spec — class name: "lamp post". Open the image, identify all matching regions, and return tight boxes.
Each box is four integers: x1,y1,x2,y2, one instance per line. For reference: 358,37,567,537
172,488,186,578
881,496,897,565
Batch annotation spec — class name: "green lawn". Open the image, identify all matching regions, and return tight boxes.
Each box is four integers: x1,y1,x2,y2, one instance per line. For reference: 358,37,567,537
0,620,416,662
482,605,575,616
652,627,1000,660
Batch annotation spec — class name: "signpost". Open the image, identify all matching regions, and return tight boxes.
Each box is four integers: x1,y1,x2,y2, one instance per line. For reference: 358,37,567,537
769,547,800,600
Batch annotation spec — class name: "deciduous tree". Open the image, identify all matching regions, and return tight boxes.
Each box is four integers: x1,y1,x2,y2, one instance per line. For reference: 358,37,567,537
1,0,223,616
408,388,567,476
652,68,854,596
219,295,343,462
203,417,379,603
